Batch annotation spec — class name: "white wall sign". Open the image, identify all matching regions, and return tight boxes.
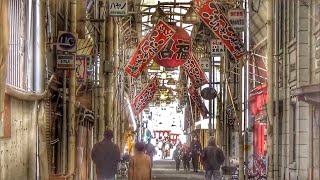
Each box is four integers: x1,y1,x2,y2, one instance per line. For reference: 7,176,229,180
228,9,245,32
57,54,75,69
109,0,128,16
200,57,210,71
211,39,225,57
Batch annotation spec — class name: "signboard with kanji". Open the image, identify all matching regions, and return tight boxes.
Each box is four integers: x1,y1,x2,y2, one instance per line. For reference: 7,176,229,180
228,9,245,32
211,39,225,57
109,0,128,16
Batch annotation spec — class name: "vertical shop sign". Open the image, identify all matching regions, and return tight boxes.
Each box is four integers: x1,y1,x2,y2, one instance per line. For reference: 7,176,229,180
211,39,225,57
228,9,245,32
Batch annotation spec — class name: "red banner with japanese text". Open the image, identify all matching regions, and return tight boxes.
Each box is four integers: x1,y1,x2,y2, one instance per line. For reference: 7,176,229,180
188,86,209,118
192,0,245,60
125,20,176,78
182,54,208,88
131,76,159,116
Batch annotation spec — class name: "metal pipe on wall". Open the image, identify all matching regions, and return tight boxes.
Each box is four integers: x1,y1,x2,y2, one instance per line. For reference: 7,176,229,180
26,0,33,90
105,16,114,131
62,0,69,174
98,0,106,141
113,20,120,144
68,0,77,178
33,0,49,179
266,0,274,179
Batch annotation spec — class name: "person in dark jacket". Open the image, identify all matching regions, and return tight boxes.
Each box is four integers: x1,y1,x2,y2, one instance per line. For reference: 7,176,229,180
190,135,202,172
172,147,182,171
181,144,191,171
201,136,225,180
145,138,156,167
91,130,121,180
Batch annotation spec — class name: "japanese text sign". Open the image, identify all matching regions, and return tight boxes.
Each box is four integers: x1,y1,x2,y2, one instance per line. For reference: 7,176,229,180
228,9,245,32
188,86,209,118
182,54,208,88
211,39,225,56
109,0,128,16
125,20,176,78
192,0,245,60
131,77,159,116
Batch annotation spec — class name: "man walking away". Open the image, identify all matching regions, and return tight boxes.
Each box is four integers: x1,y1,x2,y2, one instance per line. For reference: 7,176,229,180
172,147,181,171
129,142,152,180
190,135,202,172
201,136,225,180
182,143,191,171
145,138,156,167
91,130,121,180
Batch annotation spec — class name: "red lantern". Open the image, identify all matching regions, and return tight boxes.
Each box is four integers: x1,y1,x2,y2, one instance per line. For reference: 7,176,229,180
153,25,191,68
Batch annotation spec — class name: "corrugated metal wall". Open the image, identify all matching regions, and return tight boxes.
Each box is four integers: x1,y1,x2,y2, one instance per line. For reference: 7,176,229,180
7,0,26,90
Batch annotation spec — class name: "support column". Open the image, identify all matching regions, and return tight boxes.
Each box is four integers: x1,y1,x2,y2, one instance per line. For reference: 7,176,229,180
98,0,106,141
113,20,119,144
105,17,114,130
267,0,274,179
68,0,77,178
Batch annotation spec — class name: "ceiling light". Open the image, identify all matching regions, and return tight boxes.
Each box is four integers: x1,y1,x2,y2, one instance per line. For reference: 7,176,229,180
182,5,200,24
151,2,168,24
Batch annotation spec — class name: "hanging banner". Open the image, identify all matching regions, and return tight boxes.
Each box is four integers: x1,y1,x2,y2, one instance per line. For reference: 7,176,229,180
228,9,245,32
188,86,209,118
192,0,245,60
211,39,225,57
153,25,191,67
125,20,176,78
182,54,208,88
131,77,160,116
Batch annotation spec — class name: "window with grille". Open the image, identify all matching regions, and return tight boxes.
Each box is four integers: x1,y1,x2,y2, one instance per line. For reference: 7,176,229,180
6,0,27,90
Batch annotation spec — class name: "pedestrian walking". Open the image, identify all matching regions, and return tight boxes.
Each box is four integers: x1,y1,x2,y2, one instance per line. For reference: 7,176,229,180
200,136,225,180
172,147,181,171
190,135,202,172
145,138,156,167
129,142,152,180
182,144,191,171
91,129,121,180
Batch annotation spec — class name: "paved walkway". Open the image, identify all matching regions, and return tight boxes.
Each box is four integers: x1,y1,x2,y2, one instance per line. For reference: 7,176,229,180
152,160,204,180
118,159,205,180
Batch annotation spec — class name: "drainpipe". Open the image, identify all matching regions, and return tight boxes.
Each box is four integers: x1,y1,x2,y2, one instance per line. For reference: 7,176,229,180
98,0,106,141
266,0,274,179
34,0,48,179
68,0,77,178
105,16,114,131
62,0,69,175
113,20,119,144
26,0,33,90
